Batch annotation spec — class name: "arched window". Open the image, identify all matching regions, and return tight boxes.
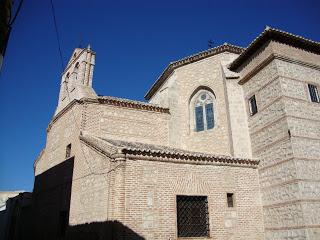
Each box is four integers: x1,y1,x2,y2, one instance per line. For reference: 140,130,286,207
74,62,79,72
191,90,215,132
74,62,80,79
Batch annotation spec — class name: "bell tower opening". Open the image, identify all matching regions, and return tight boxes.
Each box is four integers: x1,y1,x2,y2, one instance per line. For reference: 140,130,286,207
55,45,97,115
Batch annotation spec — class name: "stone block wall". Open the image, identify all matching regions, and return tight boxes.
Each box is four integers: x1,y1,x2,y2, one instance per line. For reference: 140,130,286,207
241,41,320,240
150,52,252,158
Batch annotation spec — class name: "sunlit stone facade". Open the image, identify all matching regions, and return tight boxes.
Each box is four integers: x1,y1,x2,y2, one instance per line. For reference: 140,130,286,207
32,27,320,240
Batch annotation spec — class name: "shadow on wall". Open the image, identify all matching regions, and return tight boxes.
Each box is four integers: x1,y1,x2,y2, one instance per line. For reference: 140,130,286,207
66,221,145,240
2,157,144,240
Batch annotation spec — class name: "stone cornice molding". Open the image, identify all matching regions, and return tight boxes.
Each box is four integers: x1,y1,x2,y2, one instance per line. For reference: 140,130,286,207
47,99,82,132
97,96,170,113
144,43,244,100
229,26,320,71
238,53,320,85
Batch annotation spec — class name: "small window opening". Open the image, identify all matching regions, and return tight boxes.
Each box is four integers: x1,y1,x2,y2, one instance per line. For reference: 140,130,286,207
248,95,258,116
227,193,234,208
176,195,209,237
65,144,71,158
308,84,320,103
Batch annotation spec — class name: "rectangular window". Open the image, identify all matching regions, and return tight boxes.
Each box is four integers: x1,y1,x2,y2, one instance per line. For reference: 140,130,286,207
205,103,214,129
65,144,71,158
176,195,209,237
227,193,234,208
195,106,204,132
248,95,258,116
308,84,320,103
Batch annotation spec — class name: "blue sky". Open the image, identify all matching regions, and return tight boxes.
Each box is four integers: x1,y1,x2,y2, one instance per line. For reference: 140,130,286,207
0,0,319,191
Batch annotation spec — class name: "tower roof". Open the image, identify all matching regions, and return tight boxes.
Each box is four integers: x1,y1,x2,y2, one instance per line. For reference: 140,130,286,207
229,27,320,71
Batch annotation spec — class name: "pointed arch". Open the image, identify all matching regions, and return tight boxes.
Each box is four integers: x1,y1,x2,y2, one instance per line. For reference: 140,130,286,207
189,86,216,132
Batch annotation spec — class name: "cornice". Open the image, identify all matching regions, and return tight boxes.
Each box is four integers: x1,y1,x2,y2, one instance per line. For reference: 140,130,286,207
97,96,170,113
123,149,259,168
229,26,320,71
238,53,320,85
47,96,169,132
144,43,244,100
80,134,259,168
47,99,82,132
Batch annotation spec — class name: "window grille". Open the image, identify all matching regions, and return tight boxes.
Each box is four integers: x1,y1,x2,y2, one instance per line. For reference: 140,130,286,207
308,84,320,103
176,195,209,237
249,95,258,116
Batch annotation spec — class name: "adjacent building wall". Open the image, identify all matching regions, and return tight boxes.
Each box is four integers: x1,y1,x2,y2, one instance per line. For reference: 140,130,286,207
240,41,320,240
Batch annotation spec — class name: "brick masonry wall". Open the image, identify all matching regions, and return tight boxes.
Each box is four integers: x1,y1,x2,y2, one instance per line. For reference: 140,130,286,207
83,102,170,146
121,159,265,240
68,142,111,225
35,103,83,175
241,41,320,240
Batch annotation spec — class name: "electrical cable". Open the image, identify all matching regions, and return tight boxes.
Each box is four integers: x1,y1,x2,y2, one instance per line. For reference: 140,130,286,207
50,0,64,71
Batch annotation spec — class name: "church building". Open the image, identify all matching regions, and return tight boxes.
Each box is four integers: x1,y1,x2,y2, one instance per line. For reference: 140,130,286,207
6,27,320,240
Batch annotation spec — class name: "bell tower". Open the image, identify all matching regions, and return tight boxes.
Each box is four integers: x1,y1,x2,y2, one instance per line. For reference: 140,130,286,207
55,45,97,115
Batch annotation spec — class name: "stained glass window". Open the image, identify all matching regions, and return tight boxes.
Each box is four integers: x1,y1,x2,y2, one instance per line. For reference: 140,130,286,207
193,91,215,132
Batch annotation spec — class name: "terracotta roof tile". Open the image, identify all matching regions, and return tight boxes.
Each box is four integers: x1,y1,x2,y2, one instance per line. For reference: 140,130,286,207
229,26,320,71
80,134,259,167
144,43,244,100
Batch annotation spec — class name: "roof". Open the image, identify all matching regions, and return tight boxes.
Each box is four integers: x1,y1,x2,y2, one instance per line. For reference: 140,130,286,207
97,96,169,113
229,26,320,71
144,43,244,100
80,134,259,168
48,96,169,131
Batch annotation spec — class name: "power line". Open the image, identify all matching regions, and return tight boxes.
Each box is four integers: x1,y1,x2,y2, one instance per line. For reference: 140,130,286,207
48,0,103,177
47,1,118,211
9,0,24,26
50,0,64,71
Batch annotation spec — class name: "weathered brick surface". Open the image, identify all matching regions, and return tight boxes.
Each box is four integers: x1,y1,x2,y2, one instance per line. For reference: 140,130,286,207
33,33,320,240
121,159,264,240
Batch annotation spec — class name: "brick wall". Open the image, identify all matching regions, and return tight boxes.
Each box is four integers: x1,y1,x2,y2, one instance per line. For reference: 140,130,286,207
121,159,265,240
83,102,170,146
